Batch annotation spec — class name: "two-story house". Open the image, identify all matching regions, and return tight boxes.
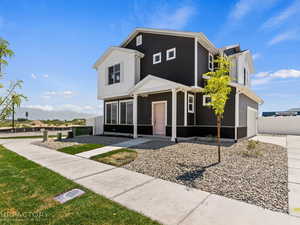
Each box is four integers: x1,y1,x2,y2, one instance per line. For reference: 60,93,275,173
93,28,263,142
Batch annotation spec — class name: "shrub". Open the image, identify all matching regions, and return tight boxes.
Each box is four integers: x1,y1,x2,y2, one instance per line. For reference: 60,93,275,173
242,140,262,158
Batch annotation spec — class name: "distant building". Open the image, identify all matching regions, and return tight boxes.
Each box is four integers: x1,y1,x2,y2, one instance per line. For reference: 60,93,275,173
262,108,300,117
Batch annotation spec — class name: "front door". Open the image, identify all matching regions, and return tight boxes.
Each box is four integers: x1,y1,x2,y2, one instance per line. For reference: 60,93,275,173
153,102,166,136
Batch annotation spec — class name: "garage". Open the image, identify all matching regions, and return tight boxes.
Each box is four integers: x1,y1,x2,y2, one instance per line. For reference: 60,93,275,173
247,107,258,138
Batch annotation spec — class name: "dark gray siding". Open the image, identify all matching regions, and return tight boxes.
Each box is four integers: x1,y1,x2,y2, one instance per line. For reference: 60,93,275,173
195,88,236,127
124,33,195,86
197,43,210,87
177,92,184,126
239,94,258,127
138,92,172,126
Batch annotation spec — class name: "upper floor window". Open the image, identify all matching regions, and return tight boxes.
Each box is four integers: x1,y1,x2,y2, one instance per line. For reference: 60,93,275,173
153,52,161,64
208,53,214,71
108,64,120,85
119,100,133,125
188,94,195,113
105,102,118,124
166,48,176,61
136,35,142,46
203,95,211,106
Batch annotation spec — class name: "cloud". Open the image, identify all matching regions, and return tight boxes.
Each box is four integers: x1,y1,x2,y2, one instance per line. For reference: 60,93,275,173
26,104,98,114
252,69,300,86
261,0,300,29
147,6,196,30
268,29,300,45
31,73,49,79
42,90,74,99
229,0,278,21
252,53,261,60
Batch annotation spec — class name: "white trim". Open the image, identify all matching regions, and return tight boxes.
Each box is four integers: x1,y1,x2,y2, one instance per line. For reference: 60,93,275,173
203,95,211,106
208,52,214,71
234,90,240,140
153,52,162,64
136,35,142,46
119,99,133,125
151,101,168,126
194,37,198,86
93,47,144,69
184,90,187,126
188,94,195,113
133,94,138,138
120,28,218,54
171,88,177,142
166,48,176,61
104,101,119,125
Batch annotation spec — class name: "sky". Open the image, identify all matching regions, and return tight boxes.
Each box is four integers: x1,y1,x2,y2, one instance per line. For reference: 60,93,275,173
0,0,300,115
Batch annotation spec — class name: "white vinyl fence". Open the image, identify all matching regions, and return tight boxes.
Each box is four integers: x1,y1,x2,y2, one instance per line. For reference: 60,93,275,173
86,116,103,135
258,116,300,135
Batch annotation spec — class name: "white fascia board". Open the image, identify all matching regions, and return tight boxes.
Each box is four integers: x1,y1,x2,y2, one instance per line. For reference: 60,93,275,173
120,28,218,55
202,75,263,104
93,47,144,69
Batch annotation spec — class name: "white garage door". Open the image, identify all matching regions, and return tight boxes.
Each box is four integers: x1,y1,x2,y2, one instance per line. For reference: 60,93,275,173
247,107,258,138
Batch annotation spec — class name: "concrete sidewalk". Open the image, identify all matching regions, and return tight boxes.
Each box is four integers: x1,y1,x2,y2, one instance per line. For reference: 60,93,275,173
0,138,299,225
76,138,150,158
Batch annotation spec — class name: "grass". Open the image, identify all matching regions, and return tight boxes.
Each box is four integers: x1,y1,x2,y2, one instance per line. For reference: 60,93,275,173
0,145,160,225
0,135,66,139
57,144,105,155
91,149,137,167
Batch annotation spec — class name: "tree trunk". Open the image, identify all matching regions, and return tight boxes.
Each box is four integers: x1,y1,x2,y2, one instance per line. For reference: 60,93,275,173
12,101,15,132
217,115,221,163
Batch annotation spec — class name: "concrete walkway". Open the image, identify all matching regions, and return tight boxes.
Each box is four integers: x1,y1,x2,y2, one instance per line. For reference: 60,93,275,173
76,138,150,158
0,138,299,225
252,135,300,218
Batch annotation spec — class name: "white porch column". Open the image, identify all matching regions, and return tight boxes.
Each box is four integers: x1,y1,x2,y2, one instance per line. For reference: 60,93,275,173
171,88,177,142
133,94,138,139
184,90,187,126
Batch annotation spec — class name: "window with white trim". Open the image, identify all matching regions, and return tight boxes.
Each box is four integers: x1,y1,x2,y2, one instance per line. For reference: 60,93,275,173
208,53,214,71
119,100,133,125
153,52,161,64
203,95,211,106
166,48,176,61
108,64,120,85
188,94,194,113
105,102,118,124
136,35,142,46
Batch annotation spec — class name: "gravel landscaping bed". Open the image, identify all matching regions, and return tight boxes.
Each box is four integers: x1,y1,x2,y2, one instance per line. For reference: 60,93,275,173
34,135,132,150
124,139,288,213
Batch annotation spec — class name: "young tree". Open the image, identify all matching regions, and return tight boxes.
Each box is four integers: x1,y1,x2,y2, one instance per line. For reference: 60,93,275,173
0,37,27,122
0,38,15,76
202,56,232,163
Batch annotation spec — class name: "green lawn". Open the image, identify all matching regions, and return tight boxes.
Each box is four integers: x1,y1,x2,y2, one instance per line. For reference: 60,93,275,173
57,144,105,155
0,135,66,139
0,145,160,225
91,149,137,167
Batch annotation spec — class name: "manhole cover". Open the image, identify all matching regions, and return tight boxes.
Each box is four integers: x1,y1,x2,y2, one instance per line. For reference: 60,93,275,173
54,188,85,203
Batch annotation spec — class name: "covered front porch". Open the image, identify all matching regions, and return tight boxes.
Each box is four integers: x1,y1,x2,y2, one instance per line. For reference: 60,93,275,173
129,75,201,142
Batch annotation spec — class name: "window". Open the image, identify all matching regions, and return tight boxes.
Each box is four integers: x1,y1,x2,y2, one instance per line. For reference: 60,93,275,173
208,53,214,71
243,68,247,85
119,100,133,125
108,64,120,85
188,94,194,113
153,52,161,64
136,35,142,46
166,48,176,61
105,102,118,124
203,95,211,106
